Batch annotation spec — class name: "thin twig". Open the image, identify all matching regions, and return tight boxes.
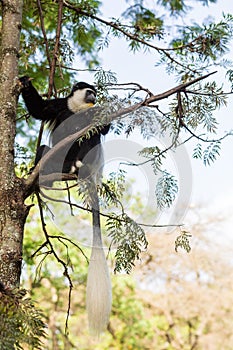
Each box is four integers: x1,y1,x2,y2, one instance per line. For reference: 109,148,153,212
48,0,64,97
36,0,52,68
36,0,52,150
62,0,202,73
40,181,79,191
185,89,233,97
39,187,182,228
31,241,49,259
35,1,64,155
181,120,232,143
66,181,75,216
36,192,73,335
34,251,51,283
49,235,89,262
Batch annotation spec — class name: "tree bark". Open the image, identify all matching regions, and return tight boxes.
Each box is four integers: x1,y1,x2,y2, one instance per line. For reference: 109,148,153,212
0,0,26,288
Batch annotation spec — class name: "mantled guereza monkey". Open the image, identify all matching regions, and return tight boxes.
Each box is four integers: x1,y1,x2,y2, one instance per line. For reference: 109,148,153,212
19,76,112,335
19,76,110,181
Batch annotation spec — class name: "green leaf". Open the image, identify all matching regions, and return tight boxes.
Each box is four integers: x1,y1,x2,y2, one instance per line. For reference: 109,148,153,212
156,170,178,209
203,141,221,166
107,213,148,274
193,143,202,159
175,231,192,253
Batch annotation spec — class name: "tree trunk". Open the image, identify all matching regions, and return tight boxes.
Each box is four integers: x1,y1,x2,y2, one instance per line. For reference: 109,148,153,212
0,0,26,289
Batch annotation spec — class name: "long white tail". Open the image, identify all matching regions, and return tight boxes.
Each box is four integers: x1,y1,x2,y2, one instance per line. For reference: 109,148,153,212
86,244,112,336
86,178,112,336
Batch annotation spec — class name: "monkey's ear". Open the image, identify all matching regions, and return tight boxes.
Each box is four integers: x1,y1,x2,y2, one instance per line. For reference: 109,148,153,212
18,76,33,89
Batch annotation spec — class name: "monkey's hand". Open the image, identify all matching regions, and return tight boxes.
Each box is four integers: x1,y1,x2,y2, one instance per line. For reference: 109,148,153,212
18,76,33,90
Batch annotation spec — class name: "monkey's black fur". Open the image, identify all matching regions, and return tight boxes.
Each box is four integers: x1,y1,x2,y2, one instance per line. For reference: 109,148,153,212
20,78,113,331
19,76,110,181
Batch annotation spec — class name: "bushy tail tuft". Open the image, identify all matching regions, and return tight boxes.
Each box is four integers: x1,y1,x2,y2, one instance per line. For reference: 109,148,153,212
86,245,112,336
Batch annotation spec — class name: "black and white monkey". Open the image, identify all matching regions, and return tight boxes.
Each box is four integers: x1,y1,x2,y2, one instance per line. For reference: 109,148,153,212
19,76,112,335
19,76,110,182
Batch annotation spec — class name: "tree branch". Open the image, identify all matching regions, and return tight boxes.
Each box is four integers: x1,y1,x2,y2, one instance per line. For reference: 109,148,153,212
36,192,73,335
35,1,64,155
144,71,217,105
48,0,63,97
36,0,52,69
23,71,217,195
39,187,183,229
62,0,200,54
62,0,203,73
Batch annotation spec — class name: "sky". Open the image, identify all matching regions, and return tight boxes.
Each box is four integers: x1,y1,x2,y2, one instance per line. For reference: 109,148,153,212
75,0,233,238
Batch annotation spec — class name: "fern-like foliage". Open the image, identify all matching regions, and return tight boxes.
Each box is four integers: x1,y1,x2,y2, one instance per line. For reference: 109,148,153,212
179,86,226,133
175,231,192,253
0,288,46,350
99,169,126,208
125,107,161,139
203,141,221,166
227,68,233,90
139,146,166,174
193,141,222,166
170,14,233,62
122,4,163,39
106,213,148,273
155,170,178,209
94,68,117,98
192,143,202,159
77,179,92,209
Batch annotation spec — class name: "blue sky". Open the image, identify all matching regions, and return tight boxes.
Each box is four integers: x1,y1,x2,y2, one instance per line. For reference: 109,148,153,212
76,0,233,235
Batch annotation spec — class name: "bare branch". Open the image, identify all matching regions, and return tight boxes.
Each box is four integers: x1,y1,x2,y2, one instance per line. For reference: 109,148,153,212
39,188,183,229
36,0,52,69
49,235,89,262
30,241,48,259
36,192,73,335
35,1,64,157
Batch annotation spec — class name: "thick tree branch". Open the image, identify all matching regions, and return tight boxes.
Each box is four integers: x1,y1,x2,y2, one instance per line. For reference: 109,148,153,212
144,71,217,104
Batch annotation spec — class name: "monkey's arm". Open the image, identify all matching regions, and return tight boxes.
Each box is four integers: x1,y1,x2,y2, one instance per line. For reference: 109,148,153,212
19,76,48,119
19,76,67,122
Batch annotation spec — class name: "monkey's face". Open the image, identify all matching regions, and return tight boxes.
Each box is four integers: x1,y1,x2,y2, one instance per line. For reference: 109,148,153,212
68,86,97,113
84,88,97,105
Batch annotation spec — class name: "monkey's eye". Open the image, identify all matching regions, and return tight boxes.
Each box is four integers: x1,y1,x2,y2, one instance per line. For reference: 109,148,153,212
85,89,96,104
86,89,96,97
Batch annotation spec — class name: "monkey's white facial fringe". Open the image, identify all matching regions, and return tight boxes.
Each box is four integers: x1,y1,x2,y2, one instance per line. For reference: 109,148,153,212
86,246,112,336
68,89,95,113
